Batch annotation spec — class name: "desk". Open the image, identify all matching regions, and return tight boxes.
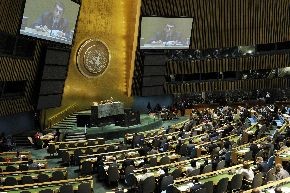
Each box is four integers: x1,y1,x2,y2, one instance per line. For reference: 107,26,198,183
2,176,92,192
276,147,290,164
0,160,47,171
0,168,67,182
243,176,290,193
236,147,250,155
199,173,233,185
0,151,31,160
175,173,234,192
20,27,72,44
141,43,188,49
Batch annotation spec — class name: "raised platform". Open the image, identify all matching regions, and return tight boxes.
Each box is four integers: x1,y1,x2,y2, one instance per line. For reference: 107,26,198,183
71,114,163,140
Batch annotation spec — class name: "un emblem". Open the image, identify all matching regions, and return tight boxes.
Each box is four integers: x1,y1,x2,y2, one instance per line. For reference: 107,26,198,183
77,39,110,78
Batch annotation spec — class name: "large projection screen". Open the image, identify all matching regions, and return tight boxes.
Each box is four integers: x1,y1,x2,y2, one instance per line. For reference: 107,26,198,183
20,0,80,45
140,17,193,49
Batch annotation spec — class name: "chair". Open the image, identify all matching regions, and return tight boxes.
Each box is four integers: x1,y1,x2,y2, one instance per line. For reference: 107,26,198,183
159,156,170,165
165,184,180,193
11,157,20,162
203,181,213,193
80,161,93,176
47,144,56,156
107,145,115,152
19,164,29,171
216,160,225,170
149,157,157,167
68,143,76,148
188,168,200,177
266,168,276,182
194,188,207,193
266,172,276,182
117,154,125,160
202,164,212,174
39,189,54,193
74,149,83,165
78,142,86,147
38,173,50,183
97,165,106,181
140,176,156,193
160,175,173,191
243,151,253,161
171,168,182,180
125,173,137,189
229,173,243,192
96,147,105,154
178,156,187,162
57,144,67,156
118,145,128,150
59,184,74,193
21,175,34,184
52,170,65,181
124,165,135,176
77,182,92,193
61,151,71,166
5,176,18,186
97,138,105,145
215,177,229,193
252,173,263,188
87,140,96,146
85,148,94,155
6,165,17,172
179,144,188,156
107,166,120,185
58,143,67,150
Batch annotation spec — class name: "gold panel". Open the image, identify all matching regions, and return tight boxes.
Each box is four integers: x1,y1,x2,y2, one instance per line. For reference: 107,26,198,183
45,0,140,120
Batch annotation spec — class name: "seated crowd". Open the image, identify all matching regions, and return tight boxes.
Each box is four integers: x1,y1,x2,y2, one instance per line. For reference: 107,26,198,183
2,104,290,193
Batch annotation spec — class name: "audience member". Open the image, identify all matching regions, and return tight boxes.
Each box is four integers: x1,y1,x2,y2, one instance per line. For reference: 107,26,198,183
139,169,153,181
275,163,290,180
274,187,283,193
236,161,255,183
253,157,270,176
54,128,61,142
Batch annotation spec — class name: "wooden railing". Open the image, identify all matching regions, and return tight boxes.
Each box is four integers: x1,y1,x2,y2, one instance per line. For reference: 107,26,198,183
46,103,78,129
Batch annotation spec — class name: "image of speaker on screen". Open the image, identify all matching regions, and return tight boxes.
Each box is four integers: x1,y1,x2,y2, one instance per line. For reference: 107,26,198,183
20,0,80,45
31,1,69,38
140,17,193,49
149,23,183,46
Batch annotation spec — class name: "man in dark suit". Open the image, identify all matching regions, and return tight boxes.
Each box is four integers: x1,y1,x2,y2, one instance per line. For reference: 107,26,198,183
249,141,260,159
109,157,119,168
122,155,135,170
253,157,270,176
31,1,70,37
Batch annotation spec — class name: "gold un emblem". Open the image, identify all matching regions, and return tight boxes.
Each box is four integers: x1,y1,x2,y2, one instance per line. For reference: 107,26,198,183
77,39,110,78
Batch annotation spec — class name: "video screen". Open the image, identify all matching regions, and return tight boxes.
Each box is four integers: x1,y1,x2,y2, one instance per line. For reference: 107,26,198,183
140,17,193,49
20,0,80,45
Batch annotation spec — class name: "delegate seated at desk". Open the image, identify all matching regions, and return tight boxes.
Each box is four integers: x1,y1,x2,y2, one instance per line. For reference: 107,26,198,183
149,23,185,46
31,1,70,38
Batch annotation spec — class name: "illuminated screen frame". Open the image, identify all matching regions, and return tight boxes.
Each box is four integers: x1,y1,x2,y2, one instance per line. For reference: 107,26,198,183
19,0,81,45
139,16,194,50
